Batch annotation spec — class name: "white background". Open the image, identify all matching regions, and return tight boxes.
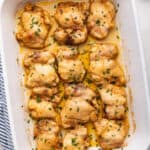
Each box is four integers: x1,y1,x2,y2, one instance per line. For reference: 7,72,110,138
135,0,150,90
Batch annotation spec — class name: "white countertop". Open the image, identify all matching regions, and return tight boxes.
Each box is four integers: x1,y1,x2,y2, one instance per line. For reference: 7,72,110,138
135,0,150,90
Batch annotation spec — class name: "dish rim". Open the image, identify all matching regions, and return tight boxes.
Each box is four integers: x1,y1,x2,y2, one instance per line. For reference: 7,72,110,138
0,0,150,149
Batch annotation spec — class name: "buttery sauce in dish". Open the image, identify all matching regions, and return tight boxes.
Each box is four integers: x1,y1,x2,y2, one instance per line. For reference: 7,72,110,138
15,0,131,150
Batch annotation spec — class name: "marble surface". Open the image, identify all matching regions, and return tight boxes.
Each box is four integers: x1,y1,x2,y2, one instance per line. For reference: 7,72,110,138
135,0,150,91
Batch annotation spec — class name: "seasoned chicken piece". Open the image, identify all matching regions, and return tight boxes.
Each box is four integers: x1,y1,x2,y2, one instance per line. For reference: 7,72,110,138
57,46,86,83
24,51,59,87
99,84,126,105
90,43,118,59
23,50,54,67
28,99,57,119
99,84,126,119
89,44,125,85
67,27,87,45
94,119,128,149
54,26,88,45
89,56,125,85
16,3,51,49
65,84,95,99
55,2,88,28
105,105,125,120
61,84,98,128
62,126,88,150
58,59,86,83
32,87,58,96
31,87,62,104
54,28,68,44
34,119,60,150
61,98,97,128
54,2,89,44
57,46,78,58
87,0,116,39
26,63,59,88
65,84,98,109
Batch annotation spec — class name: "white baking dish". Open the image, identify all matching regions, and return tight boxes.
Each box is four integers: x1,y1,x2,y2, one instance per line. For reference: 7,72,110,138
0,0,150,150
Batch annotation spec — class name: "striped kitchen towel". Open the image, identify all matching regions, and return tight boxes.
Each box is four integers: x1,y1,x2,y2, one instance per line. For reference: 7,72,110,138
0,56,14,150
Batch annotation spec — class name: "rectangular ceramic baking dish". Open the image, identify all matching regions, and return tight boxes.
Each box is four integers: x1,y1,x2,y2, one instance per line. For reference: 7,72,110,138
0,0,150,150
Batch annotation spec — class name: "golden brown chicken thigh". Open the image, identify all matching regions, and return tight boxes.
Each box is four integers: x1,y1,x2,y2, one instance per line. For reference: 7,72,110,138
62,126,88,150
26,63,59,87
99,84,126,105
99,84,127,119
89,43,125,85
61,84,98,128
87,0,116,39
94,118,128,149
23,50,54,67
61,97,97,128
57,46,86,83
31,86,62,104
28,99,57,119
105,105,126,120
34,119,60,150
23,51,58,86
25,52,59,88
65,84,99,109
16,3,51,49
89,43,118,59
54,2,89,45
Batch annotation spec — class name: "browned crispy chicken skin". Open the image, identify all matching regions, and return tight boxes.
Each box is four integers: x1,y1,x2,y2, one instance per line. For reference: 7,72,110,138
23,50,53,67
16,3,51,49
28,99,57,119
87,0,116,39
54,2,89,45
61,84,98,128
89,43,126,85
34,119,60,150
99,84,127,119
62,126,89,150
94,118,129,149
25,52,59,88
31,86,62,104
57,46,86,83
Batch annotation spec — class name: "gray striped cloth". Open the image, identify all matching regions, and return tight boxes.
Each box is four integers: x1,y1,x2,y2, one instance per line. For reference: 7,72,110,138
0,56,14,150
